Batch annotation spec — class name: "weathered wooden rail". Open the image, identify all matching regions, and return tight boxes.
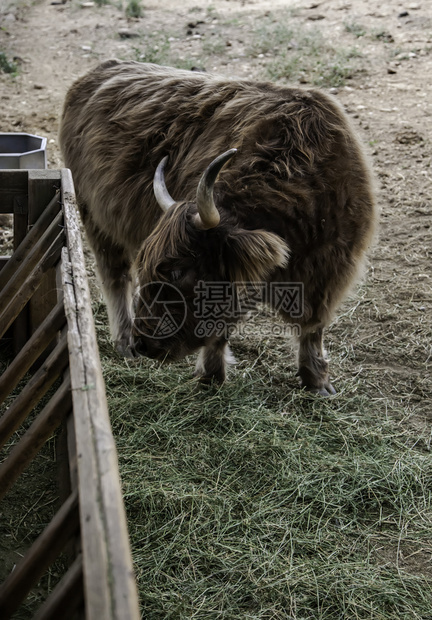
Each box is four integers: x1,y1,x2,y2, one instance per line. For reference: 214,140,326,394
0,169,140,619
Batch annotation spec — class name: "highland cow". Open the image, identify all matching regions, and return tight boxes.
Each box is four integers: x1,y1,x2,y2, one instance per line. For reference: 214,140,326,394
60,59,377,395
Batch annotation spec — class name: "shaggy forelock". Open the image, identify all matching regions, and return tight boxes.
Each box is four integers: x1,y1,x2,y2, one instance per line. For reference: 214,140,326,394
135,203,195,281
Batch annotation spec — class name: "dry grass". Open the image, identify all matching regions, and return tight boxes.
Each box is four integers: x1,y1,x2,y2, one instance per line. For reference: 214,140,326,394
93,293,432,619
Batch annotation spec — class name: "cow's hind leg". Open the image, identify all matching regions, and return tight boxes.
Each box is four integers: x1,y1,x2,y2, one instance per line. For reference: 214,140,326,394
297,328,336,396
194,337,236,384
84,219,135,357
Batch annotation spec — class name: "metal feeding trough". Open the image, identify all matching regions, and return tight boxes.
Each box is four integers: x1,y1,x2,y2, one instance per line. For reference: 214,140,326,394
0,132,47,169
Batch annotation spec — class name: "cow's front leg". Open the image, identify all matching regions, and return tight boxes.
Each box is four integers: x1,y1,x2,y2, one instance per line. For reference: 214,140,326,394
194,337,236,384
101,270,135,358
87,227,135,358
297,327,336,396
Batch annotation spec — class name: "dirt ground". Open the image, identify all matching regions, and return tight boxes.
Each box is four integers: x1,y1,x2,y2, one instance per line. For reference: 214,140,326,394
1,0,432,598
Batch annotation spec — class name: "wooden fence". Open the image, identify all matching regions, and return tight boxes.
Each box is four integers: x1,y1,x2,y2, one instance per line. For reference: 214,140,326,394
0,169,140,619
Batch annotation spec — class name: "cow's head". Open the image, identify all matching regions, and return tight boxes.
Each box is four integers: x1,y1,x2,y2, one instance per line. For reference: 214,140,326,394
132,149,289,361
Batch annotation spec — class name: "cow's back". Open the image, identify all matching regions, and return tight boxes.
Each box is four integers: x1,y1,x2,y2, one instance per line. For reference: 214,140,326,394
60,60,376,265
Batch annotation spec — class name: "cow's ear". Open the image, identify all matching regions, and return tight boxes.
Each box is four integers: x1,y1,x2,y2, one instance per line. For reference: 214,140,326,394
224,229,289,282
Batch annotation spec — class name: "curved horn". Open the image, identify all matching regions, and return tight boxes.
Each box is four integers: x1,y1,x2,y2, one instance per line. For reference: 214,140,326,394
195,148,237,230
153,156,176,212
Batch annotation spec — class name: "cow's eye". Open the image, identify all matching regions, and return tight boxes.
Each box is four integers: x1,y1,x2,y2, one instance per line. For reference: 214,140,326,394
170,270,183,281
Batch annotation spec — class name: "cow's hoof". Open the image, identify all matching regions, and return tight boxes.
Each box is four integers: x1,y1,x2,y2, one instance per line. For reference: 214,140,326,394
316,383,336,396
297,372,336,396
325,382,337,396
194,371,225,386
306,383,336,397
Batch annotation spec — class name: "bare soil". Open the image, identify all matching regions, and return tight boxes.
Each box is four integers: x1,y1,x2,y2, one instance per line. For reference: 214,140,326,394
1,0,431,596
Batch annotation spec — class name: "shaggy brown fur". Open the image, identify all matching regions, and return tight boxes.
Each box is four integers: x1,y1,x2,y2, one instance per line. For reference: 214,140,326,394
60,59,377,394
